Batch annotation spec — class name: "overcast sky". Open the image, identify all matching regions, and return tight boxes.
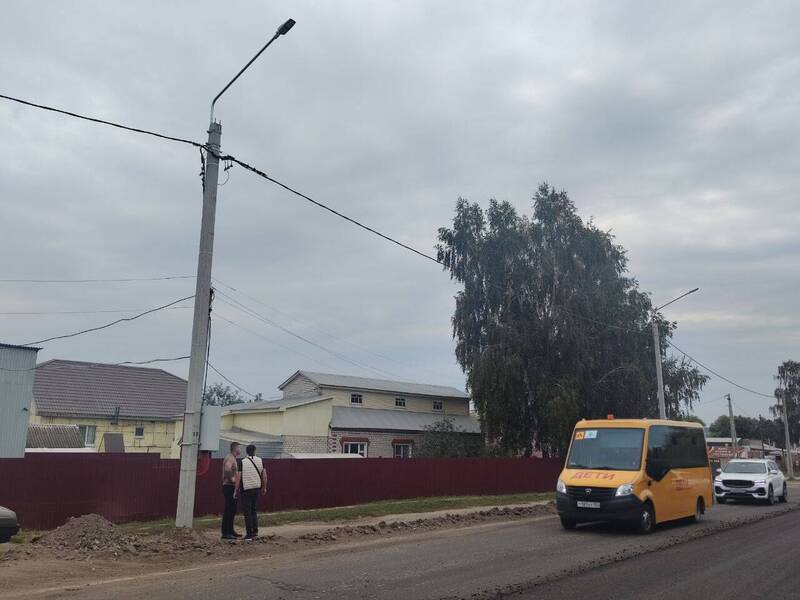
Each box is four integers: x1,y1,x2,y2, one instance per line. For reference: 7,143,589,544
2,1,798,424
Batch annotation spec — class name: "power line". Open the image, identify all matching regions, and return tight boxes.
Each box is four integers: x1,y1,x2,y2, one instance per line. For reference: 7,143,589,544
665,339,774,399
214,290,400,379
213,277,448,380
0,355,189,372
221,154,443,265
0,306,192,316
23,294,194,346
214,311,335,369
207,362,255,398
0,93,203,149
114,356,190,366
0,275,194,283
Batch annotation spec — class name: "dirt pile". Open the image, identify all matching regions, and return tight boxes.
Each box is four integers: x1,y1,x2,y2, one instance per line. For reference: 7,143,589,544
32,514,141,556
298,503,556,544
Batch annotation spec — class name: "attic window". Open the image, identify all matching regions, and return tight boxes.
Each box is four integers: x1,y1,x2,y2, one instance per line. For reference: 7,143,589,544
350,393,363,405
395,397,406,408
432,400,443,411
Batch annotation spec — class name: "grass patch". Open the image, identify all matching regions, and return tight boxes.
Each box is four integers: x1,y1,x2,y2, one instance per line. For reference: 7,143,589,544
119,492,553,536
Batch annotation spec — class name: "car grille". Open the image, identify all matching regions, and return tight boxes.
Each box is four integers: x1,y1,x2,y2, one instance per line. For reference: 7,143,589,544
566,486,616,501
722,479,754,488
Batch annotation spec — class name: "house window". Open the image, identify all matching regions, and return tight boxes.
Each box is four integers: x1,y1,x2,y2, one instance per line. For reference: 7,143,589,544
393,443,412,459
395,397,406,408
134,426,145,438
78,425,96,446
343,442,367,457
432,400,443,411
350,393,363,405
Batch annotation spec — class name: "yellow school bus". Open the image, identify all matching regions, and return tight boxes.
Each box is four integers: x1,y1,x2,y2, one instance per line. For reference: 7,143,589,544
555,418,713,533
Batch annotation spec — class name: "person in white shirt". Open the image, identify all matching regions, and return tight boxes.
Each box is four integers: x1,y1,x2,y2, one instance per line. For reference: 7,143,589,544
240,444,267,539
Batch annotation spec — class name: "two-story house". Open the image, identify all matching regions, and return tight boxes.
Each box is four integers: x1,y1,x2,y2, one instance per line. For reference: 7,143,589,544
221,370,479,458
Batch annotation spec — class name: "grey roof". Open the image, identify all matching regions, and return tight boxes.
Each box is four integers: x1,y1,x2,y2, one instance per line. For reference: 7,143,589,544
33,359,187,421
330,406,481,434
26,424,84,448
225,392,331,413
281,370,469,399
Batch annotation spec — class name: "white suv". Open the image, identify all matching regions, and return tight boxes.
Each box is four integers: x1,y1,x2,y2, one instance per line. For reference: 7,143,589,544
714,459,788,505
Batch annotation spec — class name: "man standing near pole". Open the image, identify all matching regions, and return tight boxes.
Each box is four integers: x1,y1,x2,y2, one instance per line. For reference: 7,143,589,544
221,442,242,540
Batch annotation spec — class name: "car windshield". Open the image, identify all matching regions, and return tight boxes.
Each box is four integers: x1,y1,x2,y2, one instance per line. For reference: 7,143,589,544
566,427,644,471
723,462,767,474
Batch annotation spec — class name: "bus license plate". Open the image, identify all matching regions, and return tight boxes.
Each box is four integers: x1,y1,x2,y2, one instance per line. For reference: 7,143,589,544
577,501,600,509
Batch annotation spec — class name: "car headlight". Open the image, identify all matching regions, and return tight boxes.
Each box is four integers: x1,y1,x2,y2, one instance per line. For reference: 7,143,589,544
714,477,722,483
754,480,765,485
615,483,634,497
556,479,567,494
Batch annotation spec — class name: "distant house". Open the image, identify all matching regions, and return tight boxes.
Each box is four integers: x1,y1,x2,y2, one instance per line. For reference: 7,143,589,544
221,370,479,458
29,360,186,458
25,423,94,453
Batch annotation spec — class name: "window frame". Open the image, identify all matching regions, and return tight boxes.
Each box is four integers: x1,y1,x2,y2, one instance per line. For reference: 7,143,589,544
432,399,443,412
78,425,96,447
134,426,145,438
350,393,363,405
393,443,412,459
395,397,406,408
342,441,367,457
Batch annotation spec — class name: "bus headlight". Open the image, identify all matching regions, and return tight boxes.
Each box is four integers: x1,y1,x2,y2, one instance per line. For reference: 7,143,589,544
615,483,634,497
556,479,567,494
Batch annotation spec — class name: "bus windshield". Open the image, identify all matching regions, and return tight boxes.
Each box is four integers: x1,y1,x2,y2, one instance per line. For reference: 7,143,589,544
567,427,645,471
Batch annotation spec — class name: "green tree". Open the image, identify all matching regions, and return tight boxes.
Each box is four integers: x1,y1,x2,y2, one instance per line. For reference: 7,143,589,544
203,383,248,407
772,360,800,444
436,184,708,456
707,414,786,447
415,418,485,458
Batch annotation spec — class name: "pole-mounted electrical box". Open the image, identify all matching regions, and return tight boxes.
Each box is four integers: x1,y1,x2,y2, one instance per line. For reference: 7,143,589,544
199,404,222,452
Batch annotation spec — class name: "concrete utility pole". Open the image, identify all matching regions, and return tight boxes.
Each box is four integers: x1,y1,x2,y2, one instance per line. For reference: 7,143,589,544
176,122,222,528
174,17,296,528
726,393,737,457
780,394,795,479
652,317,666,419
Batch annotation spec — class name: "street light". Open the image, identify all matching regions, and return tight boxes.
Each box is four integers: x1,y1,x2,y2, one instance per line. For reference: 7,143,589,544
176,18,296,529
652,287,699,420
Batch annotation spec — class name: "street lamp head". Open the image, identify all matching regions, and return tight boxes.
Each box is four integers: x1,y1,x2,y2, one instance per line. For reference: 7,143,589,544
277,19,296,36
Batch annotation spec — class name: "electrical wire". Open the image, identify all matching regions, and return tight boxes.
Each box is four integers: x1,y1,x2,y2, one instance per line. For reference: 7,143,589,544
0,306,191,316
221,154,443,265
207,362,255,398
0,275,194,283
0,355,189,372
23,294,194,346
214,290,400,379
213,277,449,381
0,93,203,149
665,339,774,399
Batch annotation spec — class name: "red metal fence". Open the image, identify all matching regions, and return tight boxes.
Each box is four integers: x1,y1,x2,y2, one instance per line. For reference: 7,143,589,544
0,454,562,530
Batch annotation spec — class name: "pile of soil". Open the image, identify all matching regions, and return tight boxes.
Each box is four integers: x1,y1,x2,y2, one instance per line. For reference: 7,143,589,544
298,503,556,544
32,514,142,556
1,514,283,563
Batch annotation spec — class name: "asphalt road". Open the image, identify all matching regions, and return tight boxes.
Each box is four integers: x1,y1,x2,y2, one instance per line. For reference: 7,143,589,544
519,508,800,600
10,492,799,600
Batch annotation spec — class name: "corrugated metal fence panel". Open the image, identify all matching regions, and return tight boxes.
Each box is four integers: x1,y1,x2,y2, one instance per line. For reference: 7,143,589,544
0,345,38,458
0,455,563,529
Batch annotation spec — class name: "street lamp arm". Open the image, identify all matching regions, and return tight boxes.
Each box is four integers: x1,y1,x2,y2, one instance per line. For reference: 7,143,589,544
654,287,700,312
209,18,296,124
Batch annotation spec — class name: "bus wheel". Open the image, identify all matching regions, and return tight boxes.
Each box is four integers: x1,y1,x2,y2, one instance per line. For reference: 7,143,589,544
560,516,577,531
691,498,705,522
637,502,655,534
